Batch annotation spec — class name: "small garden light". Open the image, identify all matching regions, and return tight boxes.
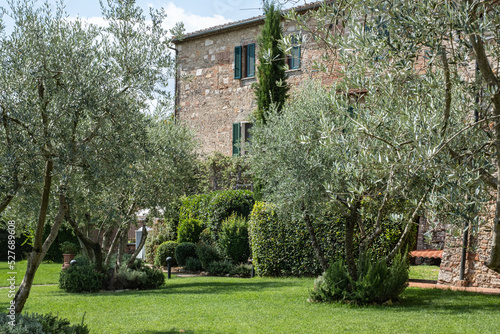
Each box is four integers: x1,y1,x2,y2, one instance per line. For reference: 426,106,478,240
70,260,77,267
166,257,172,279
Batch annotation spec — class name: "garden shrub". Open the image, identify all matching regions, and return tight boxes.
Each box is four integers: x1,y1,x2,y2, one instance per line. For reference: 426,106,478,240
145,220,177,264
249,201,416,277
177,218,205,244
199,228,212,245
196,242,221,270
207,260,234,276
154,241,178,267
218,214,250,263
175,242,198,266
59,256,105,293
0,312,89,334
309,252,409,304
229,263,253,278
179,190,255,242
116,259,164,290
184,257,203,272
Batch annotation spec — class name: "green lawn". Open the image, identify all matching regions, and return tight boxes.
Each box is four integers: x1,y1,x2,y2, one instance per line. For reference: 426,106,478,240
0,260,62,287
1,269,499,333
409,265,440,280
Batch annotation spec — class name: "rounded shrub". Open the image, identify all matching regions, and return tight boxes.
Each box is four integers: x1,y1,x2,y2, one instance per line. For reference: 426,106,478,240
175,242,198,266
59,256,105,293
177,218,205,243
154,241,178,267
196,242,221,270
218,214,250,263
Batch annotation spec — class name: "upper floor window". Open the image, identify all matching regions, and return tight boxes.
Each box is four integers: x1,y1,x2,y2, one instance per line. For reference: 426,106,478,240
234,43,255,79
287,35,301,70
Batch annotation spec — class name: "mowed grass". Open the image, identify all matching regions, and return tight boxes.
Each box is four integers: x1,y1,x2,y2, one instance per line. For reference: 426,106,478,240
0,260,61,287
409,265,440,280
0,268,499,333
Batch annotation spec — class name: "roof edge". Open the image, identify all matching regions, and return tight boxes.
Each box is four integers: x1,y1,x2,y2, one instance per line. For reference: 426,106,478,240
172,1,329,44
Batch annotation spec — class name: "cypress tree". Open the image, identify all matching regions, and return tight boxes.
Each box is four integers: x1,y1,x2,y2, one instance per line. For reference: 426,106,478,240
254,0,289,124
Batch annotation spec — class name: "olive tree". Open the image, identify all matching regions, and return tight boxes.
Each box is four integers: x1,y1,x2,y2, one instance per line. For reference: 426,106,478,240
0,0,177,313
286,0,500,272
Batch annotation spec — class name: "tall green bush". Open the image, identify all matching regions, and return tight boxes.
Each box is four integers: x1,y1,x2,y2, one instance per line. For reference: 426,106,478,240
175,242,198,266
177,218,205,244
218,214,250,263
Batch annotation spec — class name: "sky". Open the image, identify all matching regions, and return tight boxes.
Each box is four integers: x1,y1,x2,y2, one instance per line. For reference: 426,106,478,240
0,0,306,112
1,0,304,34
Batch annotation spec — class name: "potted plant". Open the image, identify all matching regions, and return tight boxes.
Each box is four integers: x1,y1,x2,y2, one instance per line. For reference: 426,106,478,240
61,241,79,269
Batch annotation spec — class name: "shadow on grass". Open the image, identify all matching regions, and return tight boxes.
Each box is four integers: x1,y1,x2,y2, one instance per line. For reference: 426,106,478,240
392,287,500,314
48,278,298,298
142,330,197,334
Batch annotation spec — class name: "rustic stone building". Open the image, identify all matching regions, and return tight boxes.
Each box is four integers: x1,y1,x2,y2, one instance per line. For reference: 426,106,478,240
172,2,334,156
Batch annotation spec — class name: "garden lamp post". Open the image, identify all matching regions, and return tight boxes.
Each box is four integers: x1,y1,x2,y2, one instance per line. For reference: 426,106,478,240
166,257,172,279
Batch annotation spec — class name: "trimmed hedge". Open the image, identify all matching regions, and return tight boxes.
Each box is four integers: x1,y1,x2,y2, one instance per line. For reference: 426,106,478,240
249,201,414,277
179,190,255,242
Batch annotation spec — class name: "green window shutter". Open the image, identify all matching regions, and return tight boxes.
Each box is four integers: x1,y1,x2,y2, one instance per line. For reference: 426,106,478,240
291,36,301,69
246,43,255,77
232,122,241,156
234,46,242,79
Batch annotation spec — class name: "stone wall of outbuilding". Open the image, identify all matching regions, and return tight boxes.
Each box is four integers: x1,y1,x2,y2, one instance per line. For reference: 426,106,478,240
438,206,500,288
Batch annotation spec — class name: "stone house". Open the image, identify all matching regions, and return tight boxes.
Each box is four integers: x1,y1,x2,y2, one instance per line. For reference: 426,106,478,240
173,2,500,289
172,1,336,157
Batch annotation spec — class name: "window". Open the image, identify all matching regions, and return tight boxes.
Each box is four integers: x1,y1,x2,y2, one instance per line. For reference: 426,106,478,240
287,35,301,70
232,122,253,156
234,43,255,79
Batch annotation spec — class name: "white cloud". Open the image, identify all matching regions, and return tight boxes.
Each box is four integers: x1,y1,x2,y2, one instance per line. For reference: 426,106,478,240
76,2,231,35
161,2,232,34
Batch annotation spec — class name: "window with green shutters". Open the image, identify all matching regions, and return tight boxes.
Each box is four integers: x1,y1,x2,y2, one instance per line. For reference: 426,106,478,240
234,46,242,79
232,123,241,156
234,43,255,79
246,43,255,77
287,35,301,70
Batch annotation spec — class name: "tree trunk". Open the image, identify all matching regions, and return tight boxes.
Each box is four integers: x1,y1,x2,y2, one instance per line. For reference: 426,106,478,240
126,222,148,268
302,211,328,271
66,206,104,273
104,228,123,268
345,201,360,281
14,175,68,313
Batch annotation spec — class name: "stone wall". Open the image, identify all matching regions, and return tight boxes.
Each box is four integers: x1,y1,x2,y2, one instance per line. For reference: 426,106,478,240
438,208,500,288
175,18,334,156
